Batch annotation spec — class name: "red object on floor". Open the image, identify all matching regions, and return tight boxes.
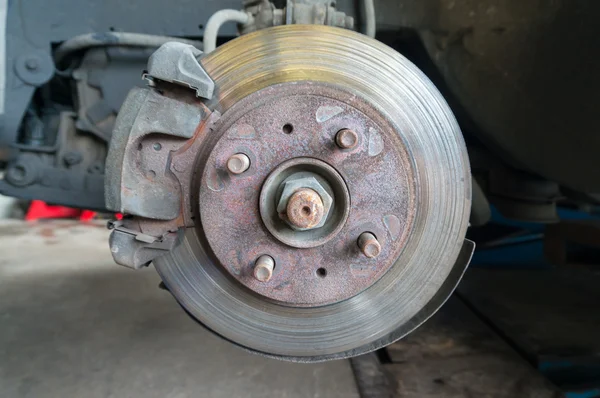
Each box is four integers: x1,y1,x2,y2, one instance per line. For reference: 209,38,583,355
25,200,98,221
79,210,97,221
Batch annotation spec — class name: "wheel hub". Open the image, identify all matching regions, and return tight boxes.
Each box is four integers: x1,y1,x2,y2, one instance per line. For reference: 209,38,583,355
198,83,415,306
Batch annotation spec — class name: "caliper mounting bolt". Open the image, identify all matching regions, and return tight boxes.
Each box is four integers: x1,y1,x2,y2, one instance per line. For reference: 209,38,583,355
254,255,275,282
335,128,359,150
226,153,251,174
358,232,381,258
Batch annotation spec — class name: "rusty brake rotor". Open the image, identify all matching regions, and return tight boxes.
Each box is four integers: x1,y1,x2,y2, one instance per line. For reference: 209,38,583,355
105,25,473,361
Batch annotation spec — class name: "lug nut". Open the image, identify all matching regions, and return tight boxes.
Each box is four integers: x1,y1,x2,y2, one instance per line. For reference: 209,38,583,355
254,255,275,282
226,153,251,174
358,232,381,258
335,128,358,150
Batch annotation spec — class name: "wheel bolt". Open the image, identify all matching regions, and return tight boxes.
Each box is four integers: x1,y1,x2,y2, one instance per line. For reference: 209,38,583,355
358,232,381,258
335,128,358,150
226,153,251,174
254,255,275,282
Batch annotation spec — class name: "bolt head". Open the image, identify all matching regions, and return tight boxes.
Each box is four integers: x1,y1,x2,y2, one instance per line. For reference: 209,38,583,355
227,153,251,174
335,128,358,149
276,176,334,231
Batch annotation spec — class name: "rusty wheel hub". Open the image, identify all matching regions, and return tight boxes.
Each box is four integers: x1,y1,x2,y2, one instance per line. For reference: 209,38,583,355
199,83,415,306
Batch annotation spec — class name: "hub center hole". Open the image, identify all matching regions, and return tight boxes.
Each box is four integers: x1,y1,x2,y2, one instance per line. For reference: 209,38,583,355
302,206,311,216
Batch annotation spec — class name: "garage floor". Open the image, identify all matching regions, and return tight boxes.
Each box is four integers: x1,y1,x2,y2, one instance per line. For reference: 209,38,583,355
0,221,359,398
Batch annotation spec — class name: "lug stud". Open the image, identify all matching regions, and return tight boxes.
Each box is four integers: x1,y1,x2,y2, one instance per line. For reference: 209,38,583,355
254,255,275,282
358,232,381,258
335,128,358,150
227,153,251,174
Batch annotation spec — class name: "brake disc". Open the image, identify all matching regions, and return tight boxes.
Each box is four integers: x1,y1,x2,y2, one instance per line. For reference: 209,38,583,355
105,25,473,361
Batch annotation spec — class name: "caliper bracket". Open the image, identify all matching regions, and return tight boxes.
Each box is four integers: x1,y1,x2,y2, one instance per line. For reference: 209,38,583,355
105,42,218,269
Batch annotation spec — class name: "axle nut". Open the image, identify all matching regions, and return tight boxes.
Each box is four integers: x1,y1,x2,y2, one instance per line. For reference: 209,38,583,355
276,175,334,231
286,188,325,229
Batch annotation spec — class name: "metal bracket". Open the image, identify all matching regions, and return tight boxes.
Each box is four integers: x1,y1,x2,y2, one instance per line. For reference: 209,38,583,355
104,46,219,269
108,220,163,244
285,0,353,28
242,0,353,33
14,51,55,87
108,219,181,270
104,87,207,220
145,42,214,99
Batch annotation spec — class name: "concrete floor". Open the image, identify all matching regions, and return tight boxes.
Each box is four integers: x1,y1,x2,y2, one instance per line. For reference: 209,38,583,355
0,221,359,398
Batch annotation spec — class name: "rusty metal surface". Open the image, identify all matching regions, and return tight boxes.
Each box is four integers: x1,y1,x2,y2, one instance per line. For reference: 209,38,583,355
285,188,325,230
150,26,472,359
105,70,221,269
266,159,345,242
105,86,207,220
260,158,349,250
335,128,359,150
276,174,334,231
106,105,221,270
197,83,416,306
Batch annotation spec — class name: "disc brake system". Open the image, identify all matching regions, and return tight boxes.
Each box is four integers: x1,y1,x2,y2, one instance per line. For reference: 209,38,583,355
105,25,474,361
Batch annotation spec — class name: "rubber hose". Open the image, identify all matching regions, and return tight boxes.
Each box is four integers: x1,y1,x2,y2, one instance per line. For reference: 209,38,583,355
54,32,203,66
